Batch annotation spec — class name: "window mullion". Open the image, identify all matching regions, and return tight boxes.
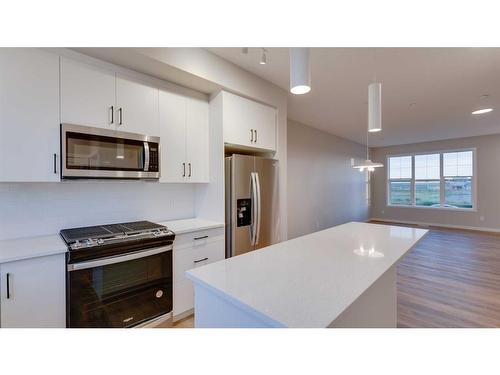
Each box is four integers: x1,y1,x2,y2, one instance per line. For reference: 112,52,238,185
411,155,415,206
440,153,444,206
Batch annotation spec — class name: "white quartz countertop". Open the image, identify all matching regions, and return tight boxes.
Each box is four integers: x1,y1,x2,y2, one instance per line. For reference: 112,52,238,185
0,217,224,264
187,222,428,327
0,234,68,264
159,218,224,235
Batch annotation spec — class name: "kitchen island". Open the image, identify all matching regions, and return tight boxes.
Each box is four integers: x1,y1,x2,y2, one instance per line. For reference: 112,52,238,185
186,222,428,328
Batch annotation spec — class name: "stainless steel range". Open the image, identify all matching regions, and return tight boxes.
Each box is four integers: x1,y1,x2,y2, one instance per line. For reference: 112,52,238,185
60,221,175,328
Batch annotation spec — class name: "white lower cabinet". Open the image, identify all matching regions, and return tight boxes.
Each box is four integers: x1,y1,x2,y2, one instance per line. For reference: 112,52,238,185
173,227,224,319
0,254,66,328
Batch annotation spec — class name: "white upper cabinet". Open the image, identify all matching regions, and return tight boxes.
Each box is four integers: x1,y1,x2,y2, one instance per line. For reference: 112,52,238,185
0,48,60,182
115,76,159,136
61,60,160,136
159,90,209,183
159,90,187,183
186,97,209,183
60,58,116,129
252,102,277,151
1,51,207,183
222,91,277,152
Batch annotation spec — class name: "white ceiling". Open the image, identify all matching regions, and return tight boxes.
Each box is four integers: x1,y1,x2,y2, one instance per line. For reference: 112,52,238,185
208,48,500,147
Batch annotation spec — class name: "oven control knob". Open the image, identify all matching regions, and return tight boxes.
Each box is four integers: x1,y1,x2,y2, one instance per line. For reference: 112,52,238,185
155,290,163,298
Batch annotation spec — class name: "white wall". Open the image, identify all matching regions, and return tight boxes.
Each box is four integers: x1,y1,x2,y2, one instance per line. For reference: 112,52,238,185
370,134,500,231
0,182,195,240
287,120,369,239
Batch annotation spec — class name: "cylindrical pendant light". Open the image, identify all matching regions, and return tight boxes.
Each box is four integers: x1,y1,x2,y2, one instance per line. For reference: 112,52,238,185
290,48,311,95
368,82,382,132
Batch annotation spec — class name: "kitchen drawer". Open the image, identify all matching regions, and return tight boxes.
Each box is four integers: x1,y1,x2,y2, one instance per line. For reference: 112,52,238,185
173,229,224,319
173,227,224,250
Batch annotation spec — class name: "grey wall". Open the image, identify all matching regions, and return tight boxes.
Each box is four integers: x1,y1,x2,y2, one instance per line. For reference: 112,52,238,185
287,120,369,239
370,134,500,231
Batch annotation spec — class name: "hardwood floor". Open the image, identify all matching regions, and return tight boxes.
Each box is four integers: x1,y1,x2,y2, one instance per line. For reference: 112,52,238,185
173,315,194,328
173,223,500,328
373,221,500,328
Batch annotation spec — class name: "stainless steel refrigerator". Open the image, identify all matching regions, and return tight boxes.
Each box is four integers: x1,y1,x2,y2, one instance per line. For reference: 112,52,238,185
225,154,279,258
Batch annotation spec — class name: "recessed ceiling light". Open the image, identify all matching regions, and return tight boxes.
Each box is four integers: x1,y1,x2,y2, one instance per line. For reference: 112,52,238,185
472,108,493,115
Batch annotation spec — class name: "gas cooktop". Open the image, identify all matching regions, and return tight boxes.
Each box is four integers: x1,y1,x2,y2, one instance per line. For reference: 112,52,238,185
60,220,174,251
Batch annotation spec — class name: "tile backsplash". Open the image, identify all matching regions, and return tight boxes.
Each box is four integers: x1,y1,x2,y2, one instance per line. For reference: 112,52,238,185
0,182,195,240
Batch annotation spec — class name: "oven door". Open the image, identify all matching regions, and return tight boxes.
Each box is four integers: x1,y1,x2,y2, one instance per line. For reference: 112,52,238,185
61,123,160,179
67,246,172,328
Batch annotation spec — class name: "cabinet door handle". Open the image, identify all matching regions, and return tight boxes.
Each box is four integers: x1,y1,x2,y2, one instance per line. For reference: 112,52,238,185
182,162,186,177
255,129,258,143
6,273,11,299
53,153,57,174
118,107,123,125
250,129,254,142
194,235,208,241
110,105,114,124
188,163,192,177
193,257,208,264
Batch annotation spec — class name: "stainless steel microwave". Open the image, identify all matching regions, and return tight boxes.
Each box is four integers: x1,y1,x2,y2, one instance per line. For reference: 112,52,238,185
61,123,160,179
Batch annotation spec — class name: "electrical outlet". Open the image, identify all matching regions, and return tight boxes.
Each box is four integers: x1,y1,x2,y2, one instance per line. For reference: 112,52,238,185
480,216,485,222
381,210,385,215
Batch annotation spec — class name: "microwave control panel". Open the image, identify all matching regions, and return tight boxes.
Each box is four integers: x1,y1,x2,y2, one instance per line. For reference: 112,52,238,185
148,143,159,172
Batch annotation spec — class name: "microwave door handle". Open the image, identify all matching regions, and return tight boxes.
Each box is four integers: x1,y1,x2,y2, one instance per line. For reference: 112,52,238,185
143,142,150,172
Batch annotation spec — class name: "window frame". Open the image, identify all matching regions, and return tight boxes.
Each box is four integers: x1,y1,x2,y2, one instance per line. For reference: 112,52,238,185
386,148,477,211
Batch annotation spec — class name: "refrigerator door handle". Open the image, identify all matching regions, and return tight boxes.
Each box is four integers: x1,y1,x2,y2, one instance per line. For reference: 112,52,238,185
250,172,257,246
254,172,262,246
250,172,256,246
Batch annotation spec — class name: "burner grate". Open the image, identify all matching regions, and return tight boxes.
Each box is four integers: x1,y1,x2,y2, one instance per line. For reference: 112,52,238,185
120,221,165,232
60,221,166,244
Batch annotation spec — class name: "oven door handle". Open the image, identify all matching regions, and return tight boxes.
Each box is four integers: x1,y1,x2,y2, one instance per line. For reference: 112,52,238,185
67,245,172,272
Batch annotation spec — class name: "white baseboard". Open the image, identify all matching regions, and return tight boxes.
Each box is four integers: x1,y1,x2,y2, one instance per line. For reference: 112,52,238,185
173,308,194,323
369,217,500,234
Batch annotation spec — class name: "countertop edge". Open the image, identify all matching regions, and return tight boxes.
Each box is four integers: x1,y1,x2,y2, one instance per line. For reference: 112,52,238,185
0,247,68,264
159,218,224,235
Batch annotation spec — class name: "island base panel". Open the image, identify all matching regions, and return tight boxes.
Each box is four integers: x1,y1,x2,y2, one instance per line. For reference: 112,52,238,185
193,284,283,328
329,265,397,328
192,265,397,328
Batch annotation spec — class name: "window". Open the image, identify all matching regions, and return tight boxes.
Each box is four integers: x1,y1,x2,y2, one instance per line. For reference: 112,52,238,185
387,149,475,210
414,154,440,207
443,151,473,208
388,156,412,205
